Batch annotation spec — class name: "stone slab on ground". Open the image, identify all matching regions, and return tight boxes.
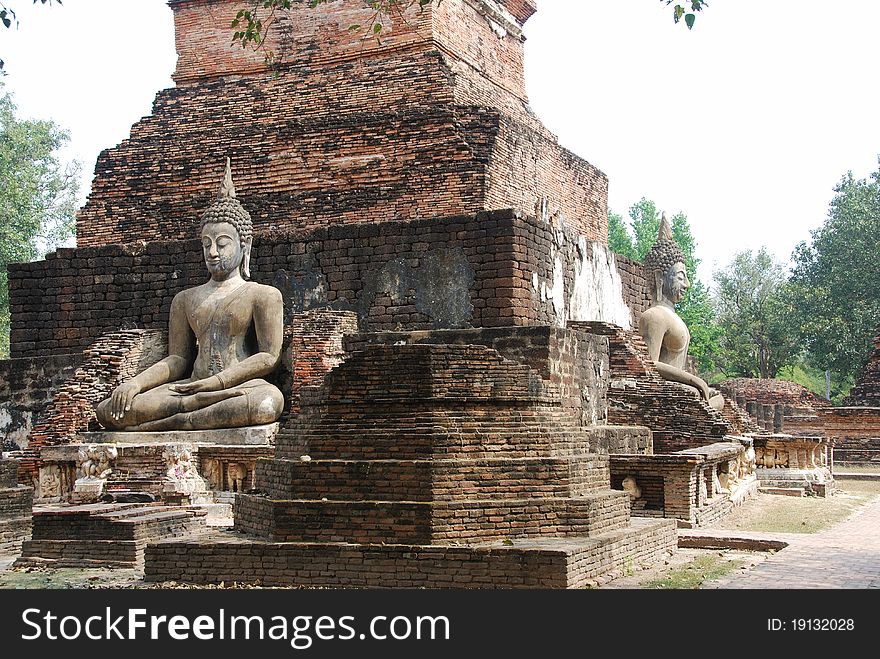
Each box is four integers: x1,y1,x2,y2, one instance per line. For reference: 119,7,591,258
78,423,279,446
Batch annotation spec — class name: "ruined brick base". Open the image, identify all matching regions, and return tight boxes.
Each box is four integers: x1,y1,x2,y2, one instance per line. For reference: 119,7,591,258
14,503,207,569
144,518,676,589
820,407,880,466
0,518,32,554
0,461,33,553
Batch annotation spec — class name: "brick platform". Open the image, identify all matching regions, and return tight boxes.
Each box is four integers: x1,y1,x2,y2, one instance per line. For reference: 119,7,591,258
0,460,32,553
145,335,677,587
15,503,207,569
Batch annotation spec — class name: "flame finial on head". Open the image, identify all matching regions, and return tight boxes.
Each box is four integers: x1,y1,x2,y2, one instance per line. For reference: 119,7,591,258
218,157,237,200
657,212,673,242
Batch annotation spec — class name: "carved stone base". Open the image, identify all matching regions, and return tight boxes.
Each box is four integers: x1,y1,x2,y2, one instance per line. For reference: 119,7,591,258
79,423,279,446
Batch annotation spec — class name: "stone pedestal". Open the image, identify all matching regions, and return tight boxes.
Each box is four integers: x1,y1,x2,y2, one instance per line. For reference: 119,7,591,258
753,433,834,496
36,424,279,504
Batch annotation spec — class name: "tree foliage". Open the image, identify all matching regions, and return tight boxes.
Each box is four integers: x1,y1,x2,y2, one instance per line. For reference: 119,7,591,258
789,164,880,379
713,248,800,379
0,0,60,72
608,198,719,373
0,85,78,356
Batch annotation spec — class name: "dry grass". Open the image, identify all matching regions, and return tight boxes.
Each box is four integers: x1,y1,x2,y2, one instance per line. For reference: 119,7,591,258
713,478,880,534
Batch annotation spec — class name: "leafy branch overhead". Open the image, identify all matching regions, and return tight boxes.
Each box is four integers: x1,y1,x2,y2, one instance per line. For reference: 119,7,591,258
666,0,708,30
0,0,61,72
230,0,707,65
231,0,433,59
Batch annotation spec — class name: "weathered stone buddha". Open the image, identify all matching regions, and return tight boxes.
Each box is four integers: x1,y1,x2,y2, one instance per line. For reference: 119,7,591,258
96,160,284,431
639,216,724,411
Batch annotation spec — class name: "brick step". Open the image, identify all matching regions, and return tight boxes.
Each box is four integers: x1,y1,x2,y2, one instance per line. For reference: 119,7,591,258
31,504,207,541
758,487,806,497
233,491,631,545
16,539,143,568
144,517,678,588
312,344,561,405
256,455,611,502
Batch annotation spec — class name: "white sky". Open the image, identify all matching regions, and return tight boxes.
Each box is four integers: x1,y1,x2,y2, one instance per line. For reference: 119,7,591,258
3,1,879,284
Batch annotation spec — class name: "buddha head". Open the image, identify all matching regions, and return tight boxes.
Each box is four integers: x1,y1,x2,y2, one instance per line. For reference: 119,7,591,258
199,158,254,280
643,214,689,306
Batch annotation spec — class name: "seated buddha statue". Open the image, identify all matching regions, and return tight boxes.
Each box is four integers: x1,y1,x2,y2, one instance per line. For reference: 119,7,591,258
96,159,284,431
639,215,724,411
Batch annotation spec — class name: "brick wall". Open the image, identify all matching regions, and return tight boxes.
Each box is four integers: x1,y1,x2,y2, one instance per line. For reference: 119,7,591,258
16,330,165,487
0,354,81,451
820,407,880,465
720,378,829,435
346,325,612,429
75,0,606,248
0,460,33,552
10,212,641,360
286,310,358,414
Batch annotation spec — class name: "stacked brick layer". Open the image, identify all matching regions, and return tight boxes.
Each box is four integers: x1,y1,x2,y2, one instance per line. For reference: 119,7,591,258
0,461,32,552
145,518,676,589
147,332,677,587
77,0,606,247
15,503,207,568
235,342,632,544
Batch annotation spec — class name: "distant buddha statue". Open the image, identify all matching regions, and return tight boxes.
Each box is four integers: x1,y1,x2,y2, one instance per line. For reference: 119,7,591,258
639,215,724,411
96,159,284,431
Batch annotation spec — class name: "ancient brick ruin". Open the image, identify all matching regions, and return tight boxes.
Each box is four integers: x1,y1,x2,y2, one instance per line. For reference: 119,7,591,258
0,0,765,585
719,378,833,495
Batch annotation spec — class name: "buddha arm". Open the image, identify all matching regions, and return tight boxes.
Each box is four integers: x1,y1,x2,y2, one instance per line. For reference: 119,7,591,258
652,360,712,401
210,286,284,390
640,312,712,401
129,293,195,393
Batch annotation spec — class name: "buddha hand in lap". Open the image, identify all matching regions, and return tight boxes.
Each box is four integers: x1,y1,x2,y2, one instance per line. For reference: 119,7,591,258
639,214,724,411
96,159,284,431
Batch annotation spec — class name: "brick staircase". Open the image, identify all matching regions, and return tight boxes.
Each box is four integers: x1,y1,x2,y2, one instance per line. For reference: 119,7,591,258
15,503,207,569
145,341,676,588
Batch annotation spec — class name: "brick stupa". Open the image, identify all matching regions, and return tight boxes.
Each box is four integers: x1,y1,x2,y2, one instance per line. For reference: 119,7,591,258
78,0,607,247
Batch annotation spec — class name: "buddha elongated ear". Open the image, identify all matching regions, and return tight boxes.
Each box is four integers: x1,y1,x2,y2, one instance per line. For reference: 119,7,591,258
241,236,253,279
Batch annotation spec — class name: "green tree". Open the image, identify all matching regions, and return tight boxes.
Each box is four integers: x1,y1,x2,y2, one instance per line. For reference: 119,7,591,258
790,164,880,380
713,248,800,379
609,198,719,372
0,85,78,356
608,210,635,259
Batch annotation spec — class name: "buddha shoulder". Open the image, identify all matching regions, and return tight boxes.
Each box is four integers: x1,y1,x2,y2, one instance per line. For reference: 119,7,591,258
243,281,283,306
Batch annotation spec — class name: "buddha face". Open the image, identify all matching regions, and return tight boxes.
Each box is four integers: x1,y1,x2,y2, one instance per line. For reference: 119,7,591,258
201,221,246,279
661,261,690,304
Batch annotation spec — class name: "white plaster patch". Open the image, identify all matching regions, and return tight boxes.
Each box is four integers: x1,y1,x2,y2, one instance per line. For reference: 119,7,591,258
551,257,567,327
568,239,632,329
